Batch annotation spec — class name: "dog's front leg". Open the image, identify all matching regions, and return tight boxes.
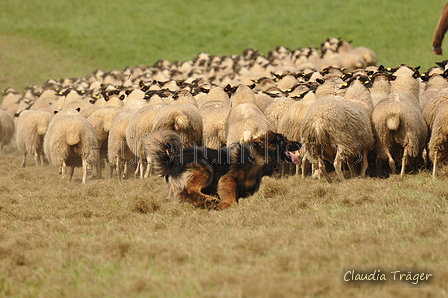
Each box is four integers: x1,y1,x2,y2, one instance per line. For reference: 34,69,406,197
216,174,238,209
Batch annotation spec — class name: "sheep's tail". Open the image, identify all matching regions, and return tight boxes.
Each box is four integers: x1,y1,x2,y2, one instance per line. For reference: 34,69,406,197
174,113,190,131
65,131,81,146
386,113,400,131
145,130,181,176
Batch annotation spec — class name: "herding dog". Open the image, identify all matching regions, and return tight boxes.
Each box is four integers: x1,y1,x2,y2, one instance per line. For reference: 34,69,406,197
145,130,301,209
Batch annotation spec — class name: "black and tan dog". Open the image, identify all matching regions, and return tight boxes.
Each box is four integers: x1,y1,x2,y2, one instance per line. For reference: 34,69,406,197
145,130,301,209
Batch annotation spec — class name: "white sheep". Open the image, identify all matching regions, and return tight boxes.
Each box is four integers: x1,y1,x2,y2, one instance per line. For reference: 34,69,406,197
16,110,53,167
44,109,98,183
372,92,428,177
87,106,121,178
226,102,274,145
0,109,15,154
151,103,203,146
428,102,448,178
199,100,231,149
301,91,374,182
125,104,166,178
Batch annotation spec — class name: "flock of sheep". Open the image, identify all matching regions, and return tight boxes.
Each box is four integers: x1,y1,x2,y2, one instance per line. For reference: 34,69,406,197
1,37,448,184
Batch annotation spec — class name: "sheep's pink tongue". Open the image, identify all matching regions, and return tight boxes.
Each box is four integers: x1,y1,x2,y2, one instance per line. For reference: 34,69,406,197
288,151,299,164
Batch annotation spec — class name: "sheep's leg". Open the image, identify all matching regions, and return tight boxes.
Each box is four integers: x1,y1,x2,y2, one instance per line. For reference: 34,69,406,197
116,157,122,181
334,150,345,182
61,161,67,180
33,152,40,167
375,158,382,177
109,162,115,179
318,159,332,183
96,158,102,179
68,166,75,181
400,146,408,177
82,158,88,184
347,162,357,178
360,149,369,178
386,150,396,174
123,163,129,179
21,152,27,167
301,156,307,178
144,156,153,178
422,147,429,169
433,151,439,178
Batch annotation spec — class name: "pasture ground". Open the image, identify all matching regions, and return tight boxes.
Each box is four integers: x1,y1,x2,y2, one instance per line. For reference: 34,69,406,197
0,149,447,297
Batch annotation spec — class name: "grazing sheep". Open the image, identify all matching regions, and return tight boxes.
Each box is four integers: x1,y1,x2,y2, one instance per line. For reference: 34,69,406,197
16,110,53,167
301,94,374,182
152,103,203,146
226,102,274,145
0,109,15,154
229,84,256,107
108,108,139,180
44,109,98,183
422,88,448,129
87,106,121,178
125,104,166,178
428,102,448,177
372,93,428,176
199,100,231,149
277,97,316,176
419,71,448,110
263,97,296,132
370,72,394,107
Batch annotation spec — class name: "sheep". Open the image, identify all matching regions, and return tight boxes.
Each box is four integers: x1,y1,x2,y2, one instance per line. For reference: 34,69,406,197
16,110,53,167
125,104,166,178
419,71,448,110
43,109,98,183
302,98,374,182
372,92,428,177
107,108,139,180
87,106,121,178
370,72,394,107
427,102,448,178
301,84,374,183
422,88,448,129
199,100,231,149
263,97,296,132
226,102,274,145
229,84,257,107
277,96,316,176
0,109,15,154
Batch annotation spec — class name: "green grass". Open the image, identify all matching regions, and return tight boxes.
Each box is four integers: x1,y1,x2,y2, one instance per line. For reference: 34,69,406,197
0,0,446,92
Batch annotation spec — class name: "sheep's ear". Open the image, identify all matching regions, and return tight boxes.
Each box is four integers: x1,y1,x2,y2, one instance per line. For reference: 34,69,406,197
76,107,81,112
119,94,125,101
378,65,386,72
413,66,421,72
248,84,256,89
54,110,59,114
341,73,352,80
316,78,325,85
389,75,397,81
442,69,448,78
340,82,350,89
412,70,420,79
224,84,231,93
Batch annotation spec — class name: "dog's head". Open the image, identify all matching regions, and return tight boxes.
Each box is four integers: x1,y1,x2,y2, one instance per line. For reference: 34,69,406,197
252,131,302,165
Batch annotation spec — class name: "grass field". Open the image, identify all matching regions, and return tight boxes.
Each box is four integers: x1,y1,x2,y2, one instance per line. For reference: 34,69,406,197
0,0,446,92
1,0,448,297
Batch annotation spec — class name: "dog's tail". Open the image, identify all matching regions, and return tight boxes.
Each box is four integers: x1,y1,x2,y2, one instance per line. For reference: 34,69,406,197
145,130,181,176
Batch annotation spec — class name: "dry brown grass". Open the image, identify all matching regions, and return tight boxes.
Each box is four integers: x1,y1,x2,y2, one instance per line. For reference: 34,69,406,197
0,149,447,297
